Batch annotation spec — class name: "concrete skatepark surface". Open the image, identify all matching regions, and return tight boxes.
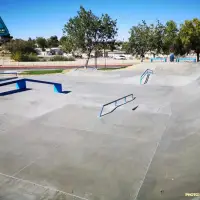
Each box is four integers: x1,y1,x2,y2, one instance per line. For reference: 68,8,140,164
0,62,200,200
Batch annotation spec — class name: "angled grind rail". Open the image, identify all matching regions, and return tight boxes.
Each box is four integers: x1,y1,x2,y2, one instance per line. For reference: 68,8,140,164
140,69,153,84
0,78,63,93
99,94,135,117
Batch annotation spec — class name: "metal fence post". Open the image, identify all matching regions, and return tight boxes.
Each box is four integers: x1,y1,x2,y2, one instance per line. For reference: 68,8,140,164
99,105,104,117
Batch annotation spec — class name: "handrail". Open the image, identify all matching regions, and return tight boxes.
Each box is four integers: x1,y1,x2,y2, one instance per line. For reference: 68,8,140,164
141,69,153,80
99,94,135,117
140,69,153,84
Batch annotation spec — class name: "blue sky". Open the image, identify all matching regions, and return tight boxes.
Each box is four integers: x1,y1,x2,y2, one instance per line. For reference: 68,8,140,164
1,0,199,41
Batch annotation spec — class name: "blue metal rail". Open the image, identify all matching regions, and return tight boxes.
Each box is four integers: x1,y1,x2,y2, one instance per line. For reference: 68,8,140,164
0,78,63,93
140,69,153,84
99,94,135,117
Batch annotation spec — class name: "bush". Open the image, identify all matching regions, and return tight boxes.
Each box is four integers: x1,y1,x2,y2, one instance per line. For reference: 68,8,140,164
4,39,36,54
26,53,39,61
11,51,22,61
50,55,75,61
11,52,39,62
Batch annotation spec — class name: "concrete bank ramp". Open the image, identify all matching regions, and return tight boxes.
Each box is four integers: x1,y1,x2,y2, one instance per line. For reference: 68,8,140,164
68,68,120,78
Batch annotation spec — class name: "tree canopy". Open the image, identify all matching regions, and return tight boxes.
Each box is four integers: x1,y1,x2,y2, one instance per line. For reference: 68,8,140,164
36,37,47,51
128,20,152,57
63,6,118,67
179,18,200,62
127,19,200,60
162,20,179,54
3,39,36,54
59,36,75,54
47,35,59,48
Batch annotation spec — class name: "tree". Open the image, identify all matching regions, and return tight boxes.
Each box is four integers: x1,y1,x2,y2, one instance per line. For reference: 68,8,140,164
36,37,47,51
47,35,59,48
63,6,118,68
179,18,200,62
173,34,187,56
162,20,179,55
3,39,36,54
149,20,165,56
128,20,151,60
60,36,75,54
28,37,36,48
121,42,130,53
0,34,13,45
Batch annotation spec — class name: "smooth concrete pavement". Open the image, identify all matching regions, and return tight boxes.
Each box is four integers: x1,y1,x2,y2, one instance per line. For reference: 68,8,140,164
0,62,200,200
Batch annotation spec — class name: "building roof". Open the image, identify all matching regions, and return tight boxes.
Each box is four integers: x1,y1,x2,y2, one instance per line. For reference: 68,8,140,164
0,17,10,36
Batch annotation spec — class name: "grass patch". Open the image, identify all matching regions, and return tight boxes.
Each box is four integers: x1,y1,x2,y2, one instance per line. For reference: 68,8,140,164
98,66,128,71
20,69,63,75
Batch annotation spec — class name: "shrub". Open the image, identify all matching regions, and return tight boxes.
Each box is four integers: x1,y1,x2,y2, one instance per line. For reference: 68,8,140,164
4,39,36,54
50,55,75,61
11,51,22,61
26,53,39,61
11,52,39,62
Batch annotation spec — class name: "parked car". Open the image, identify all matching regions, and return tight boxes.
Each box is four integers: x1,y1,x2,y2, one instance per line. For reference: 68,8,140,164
113,55,126,60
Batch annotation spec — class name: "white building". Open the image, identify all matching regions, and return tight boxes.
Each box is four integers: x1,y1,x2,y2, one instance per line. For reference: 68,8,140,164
35,47,63,56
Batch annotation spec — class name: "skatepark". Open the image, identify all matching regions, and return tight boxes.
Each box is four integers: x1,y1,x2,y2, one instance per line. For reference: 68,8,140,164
1,62,200,200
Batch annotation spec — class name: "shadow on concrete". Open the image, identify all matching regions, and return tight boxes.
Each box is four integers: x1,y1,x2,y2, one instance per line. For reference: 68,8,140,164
144,74,150,84
100,97,136,117
132,105,139,111
0,77,18,82
60,90,71,94
0,88,32,96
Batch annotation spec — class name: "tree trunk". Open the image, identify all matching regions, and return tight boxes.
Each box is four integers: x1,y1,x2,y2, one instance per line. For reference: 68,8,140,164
85,52,91,69
95,50,97,69
197,52,200,62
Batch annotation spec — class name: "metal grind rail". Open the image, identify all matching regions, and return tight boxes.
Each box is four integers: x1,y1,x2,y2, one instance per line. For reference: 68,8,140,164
99,94,135,117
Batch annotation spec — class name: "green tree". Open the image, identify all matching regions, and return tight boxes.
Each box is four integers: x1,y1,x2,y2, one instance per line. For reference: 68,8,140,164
60,36,75,54
63,6,118,67
179,18,200,62
149,20,165,56
128,20,151,60
0,34,13,45
3,39,36,54
47,35,59,48
162,20,179,54
28,37,36,48
36,37,47,51
121,42,130,53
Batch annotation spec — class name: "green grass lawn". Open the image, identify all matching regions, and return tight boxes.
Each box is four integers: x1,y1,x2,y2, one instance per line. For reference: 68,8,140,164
20,69,64,75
